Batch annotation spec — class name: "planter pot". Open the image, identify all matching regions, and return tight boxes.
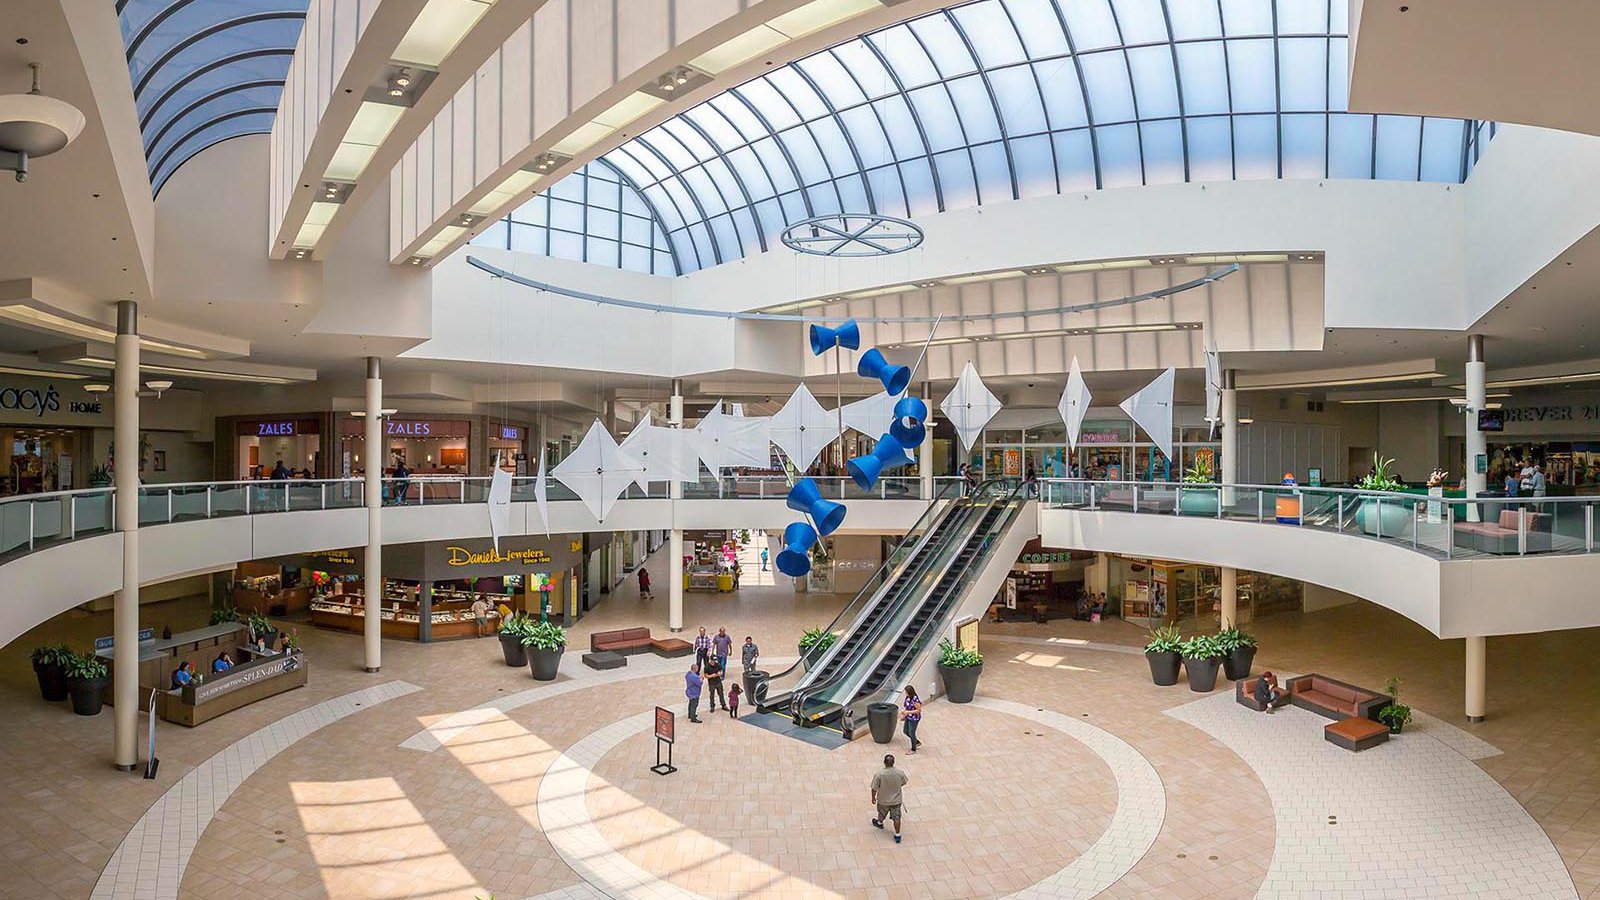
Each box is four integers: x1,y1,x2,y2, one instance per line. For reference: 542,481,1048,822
33,660,68,702
67,676,107,716
1178,488,1219,517
866,702,898,744
1182,656,1222,692
527,646,562,681
938,663,982,703
1222,645,1257,681
498,632,528,667
1356,498,1413,538
1387,721,1405,735
254,628,280,650
1145,650,1181,686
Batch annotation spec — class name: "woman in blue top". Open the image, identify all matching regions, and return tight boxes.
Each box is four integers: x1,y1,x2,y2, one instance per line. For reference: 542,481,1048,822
171,661,194,689
901,685,923,753
212,652,234,674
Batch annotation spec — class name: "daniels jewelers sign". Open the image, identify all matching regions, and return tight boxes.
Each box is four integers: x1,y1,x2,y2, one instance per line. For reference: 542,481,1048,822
444,545,552,567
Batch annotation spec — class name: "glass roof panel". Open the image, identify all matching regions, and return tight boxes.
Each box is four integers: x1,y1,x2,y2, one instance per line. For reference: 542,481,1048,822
117,0,307,194
497,0,1492,276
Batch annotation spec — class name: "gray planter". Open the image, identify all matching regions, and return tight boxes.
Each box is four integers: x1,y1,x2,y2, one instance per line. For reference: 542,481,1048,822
1182,656,1222,692
527,646,562,681
33,661,67,702
498,632,527,667
939,663,982,703
867,702,898,743
1357,498,1413,538
68,676,107,716
1146,650,1181,686
1222,645,1256,681
1178,488,1219,517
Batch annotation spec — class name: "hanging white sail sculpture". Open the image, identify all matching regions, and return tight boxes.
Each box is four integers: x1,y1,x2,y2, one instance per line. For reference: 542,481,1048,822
1204,342,1223,439
769,383,842,471
696,403,773,470
487,454,513,552
1119,367,1177,463
533,453,550,536
939,361,1002,454
552,419,646,521
1058,356,1092,452
841,390,901,440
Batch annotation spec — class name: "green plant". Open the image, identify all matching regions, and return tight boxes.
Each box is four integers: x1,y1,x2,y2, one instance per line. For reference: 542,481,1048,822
798,627,837,652
937,638,983,668
63,652,108,681
87,464,112,487
248,612,273,636
1179,633,1225,660
209,601,240,626
281,628,301,651
1182,455,1215,484
1356,452,1404,492
1377,702,1413,729
1384,675,1404,699
31,644,73,668
1144,625,1182,654
1215,627,1257,654
499,612,532,640
519,619,567,651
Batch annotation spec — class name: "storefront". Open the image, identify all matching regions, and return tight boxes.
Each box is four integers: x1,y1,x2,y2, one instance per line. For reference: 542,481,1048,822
1443,393,1600,496
973,409,1219,483
488,423,528,474
337,416,472,485
232,416,323,479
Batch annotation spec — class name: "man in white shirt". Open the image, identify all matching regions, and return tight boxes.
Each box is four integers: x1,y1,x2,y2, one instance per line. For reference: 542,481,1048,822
471,595,491,637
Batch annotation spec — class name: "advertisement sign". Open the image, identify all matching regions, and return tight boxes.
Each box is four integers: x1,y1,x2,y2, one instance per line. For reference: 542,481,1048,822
189,652,302,704
1002,448,1022,477
95,627,155,654
1307,467,1322,487
654,706,675,743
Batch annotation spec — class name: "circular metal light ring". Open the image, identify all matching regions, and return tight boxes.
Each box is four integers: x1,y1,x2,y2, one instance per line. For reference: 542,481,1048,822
781,213,924,258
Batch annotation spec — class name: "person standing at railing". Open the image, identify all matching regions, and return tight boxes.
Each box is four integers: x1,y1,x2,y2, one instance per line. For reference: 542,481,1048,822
392,459,411,506
270,459,291,480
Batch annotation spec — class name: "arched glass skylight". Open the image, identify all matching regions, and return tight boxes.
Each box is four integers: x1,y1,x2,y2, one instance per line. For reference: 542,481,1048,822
472,161,681,275
519,0,1488,275
117,0,308,195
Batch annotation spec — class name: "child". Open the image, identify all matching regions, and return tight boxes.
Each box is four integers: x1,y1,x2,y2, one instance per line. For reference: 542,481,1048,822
727,683,742,719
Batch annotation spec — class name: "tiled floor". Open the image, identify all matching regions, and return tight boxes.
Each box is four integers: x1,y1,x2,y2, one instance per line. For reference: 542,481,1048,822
1,544,1597,898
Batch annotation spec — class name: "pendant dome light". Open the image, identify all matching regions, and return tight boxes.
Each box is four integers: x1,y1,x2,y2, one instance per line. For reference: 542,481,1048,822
0,64,86,182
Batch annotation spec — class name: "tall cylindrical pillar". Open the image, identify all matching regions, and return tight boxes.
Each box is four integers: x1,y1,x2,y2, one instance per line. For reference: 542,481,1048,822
668,379,684,632
112,301,139,771
1219,566,1238,628
1220,369,1238,507
919,382,935,500
1465,335,1487,523
1465,635,1487,722
363,357,383,673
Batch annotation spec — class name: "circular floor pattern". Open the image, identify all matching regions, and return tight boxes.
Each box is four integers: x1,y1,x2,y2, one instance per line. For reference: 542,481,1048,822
538,699,1165,900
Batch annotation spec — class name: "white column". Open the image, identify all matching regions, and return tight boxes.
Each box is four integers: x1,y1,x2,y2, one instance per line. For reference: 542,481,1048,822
1219,566,1238,628
112,301,139,771
668,380,684,632
919,382,935,500
1220,370,1238,507
1465,636,1487,722
1465,335,1487,523
363,357,382,673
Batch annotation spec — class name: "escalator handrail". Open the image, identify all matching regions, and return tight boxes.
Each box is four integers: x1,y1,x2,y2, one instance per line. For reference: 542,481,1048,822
788,479,1020,719
755,479,962,701
854,481,1031,706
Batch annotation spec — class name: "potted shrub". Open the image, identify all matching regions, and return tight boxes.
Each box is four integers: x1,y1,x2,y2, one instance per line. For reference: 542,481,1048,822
208,601,240,626
1377,676,1413,734
798,627,837,661
1179,633,1225,692
521,620,566,681
1354,452,1413,538
64,652,109,716
1144,625,1183,686
87,464,112,488
497,613,529,667
1177,456,1220,516
31,644,73,702
1217,627,1258,681
247,612,278,649
935,638,983,703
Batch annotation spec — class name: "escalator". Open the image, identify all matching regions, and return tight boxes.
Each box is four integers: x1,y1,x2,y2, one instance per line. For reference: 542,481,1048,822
781,480,1029,734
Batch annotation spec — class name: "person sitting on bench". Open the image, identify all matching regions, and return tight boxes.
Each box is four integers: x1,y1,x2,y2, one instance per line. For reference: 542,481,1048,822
1254,671,1288,712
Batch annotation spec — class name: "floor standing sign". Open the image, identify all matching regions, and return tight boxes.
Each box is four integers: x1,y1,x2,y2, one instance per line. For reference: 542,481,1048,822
650,706,677,776
143,687,161,779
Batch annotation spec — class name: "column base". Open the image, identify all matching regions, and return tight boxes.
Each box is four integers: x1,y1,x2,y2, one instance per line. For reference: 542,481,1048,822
364,666,381,674
669,627,683,633
1467,715,1484,723
112,762,137,772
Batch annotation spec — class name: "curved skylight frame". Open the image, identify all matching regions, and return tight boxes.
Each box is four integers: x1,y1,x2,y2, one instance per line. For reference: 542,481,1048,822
563,0,1490,275
117,0,308,195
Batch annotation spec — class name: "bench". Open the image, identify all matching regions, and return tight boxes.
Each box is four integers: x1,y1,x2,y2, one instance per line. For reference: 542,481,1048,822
1324,716,1390,752
582,651,626,671
1451,509,1552,554
1286,673,1391,722
650,638,693,658
590,627,655,655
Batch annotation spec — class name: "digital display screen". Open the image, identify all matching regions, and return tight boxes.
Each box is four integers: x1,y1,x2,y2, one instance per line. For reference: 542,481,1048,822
1477,409,1505,432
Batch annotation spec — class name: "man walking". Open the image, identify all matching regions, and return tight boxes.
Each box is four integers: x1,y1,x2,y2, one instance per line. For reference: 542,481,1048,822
740,635,759,670
870,754,910,844
693,627,712,668
392,457,412,505
713,627,733,672
704,655,726,713
685,663,703,723
759,546,769,571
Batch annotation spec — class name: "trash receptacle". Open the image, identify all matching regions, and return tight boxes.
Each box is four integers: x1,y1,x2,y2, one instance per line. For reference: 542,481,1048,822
744,670,769,707
867,702,898,744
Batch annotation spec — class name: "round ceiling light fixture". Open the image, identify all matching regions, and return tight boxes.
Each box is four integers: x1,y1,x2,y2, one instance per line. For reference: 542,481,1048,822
145,380,174,394
781,213,925,258
0,64,86,182
84,383,110,394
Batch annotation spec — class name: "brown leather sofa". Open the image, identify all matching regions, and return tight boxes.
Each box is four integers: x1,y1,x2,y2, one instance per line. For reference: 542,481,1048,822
1234,676,1290,711
1451,508,1552,554
1287,674,1390,722
590,627,655,655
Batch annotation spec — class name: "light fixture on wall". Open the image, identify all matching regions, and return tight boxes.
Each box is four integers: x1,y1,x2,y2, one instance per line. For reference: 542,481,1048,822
0,64,86,182
84,383,110,394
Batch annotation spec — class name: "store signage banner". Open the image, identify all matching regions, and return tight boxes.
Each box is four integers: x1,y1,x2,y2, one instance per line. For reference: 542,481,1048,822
500,426,522,440
444,545,552,567
94,627,155,653
257,421,296,436
191,652,302,704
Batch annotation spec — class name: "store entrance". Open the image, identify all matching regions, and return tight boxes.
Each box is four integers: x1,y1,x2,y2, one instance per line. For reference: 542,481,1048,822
3,426,88,495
